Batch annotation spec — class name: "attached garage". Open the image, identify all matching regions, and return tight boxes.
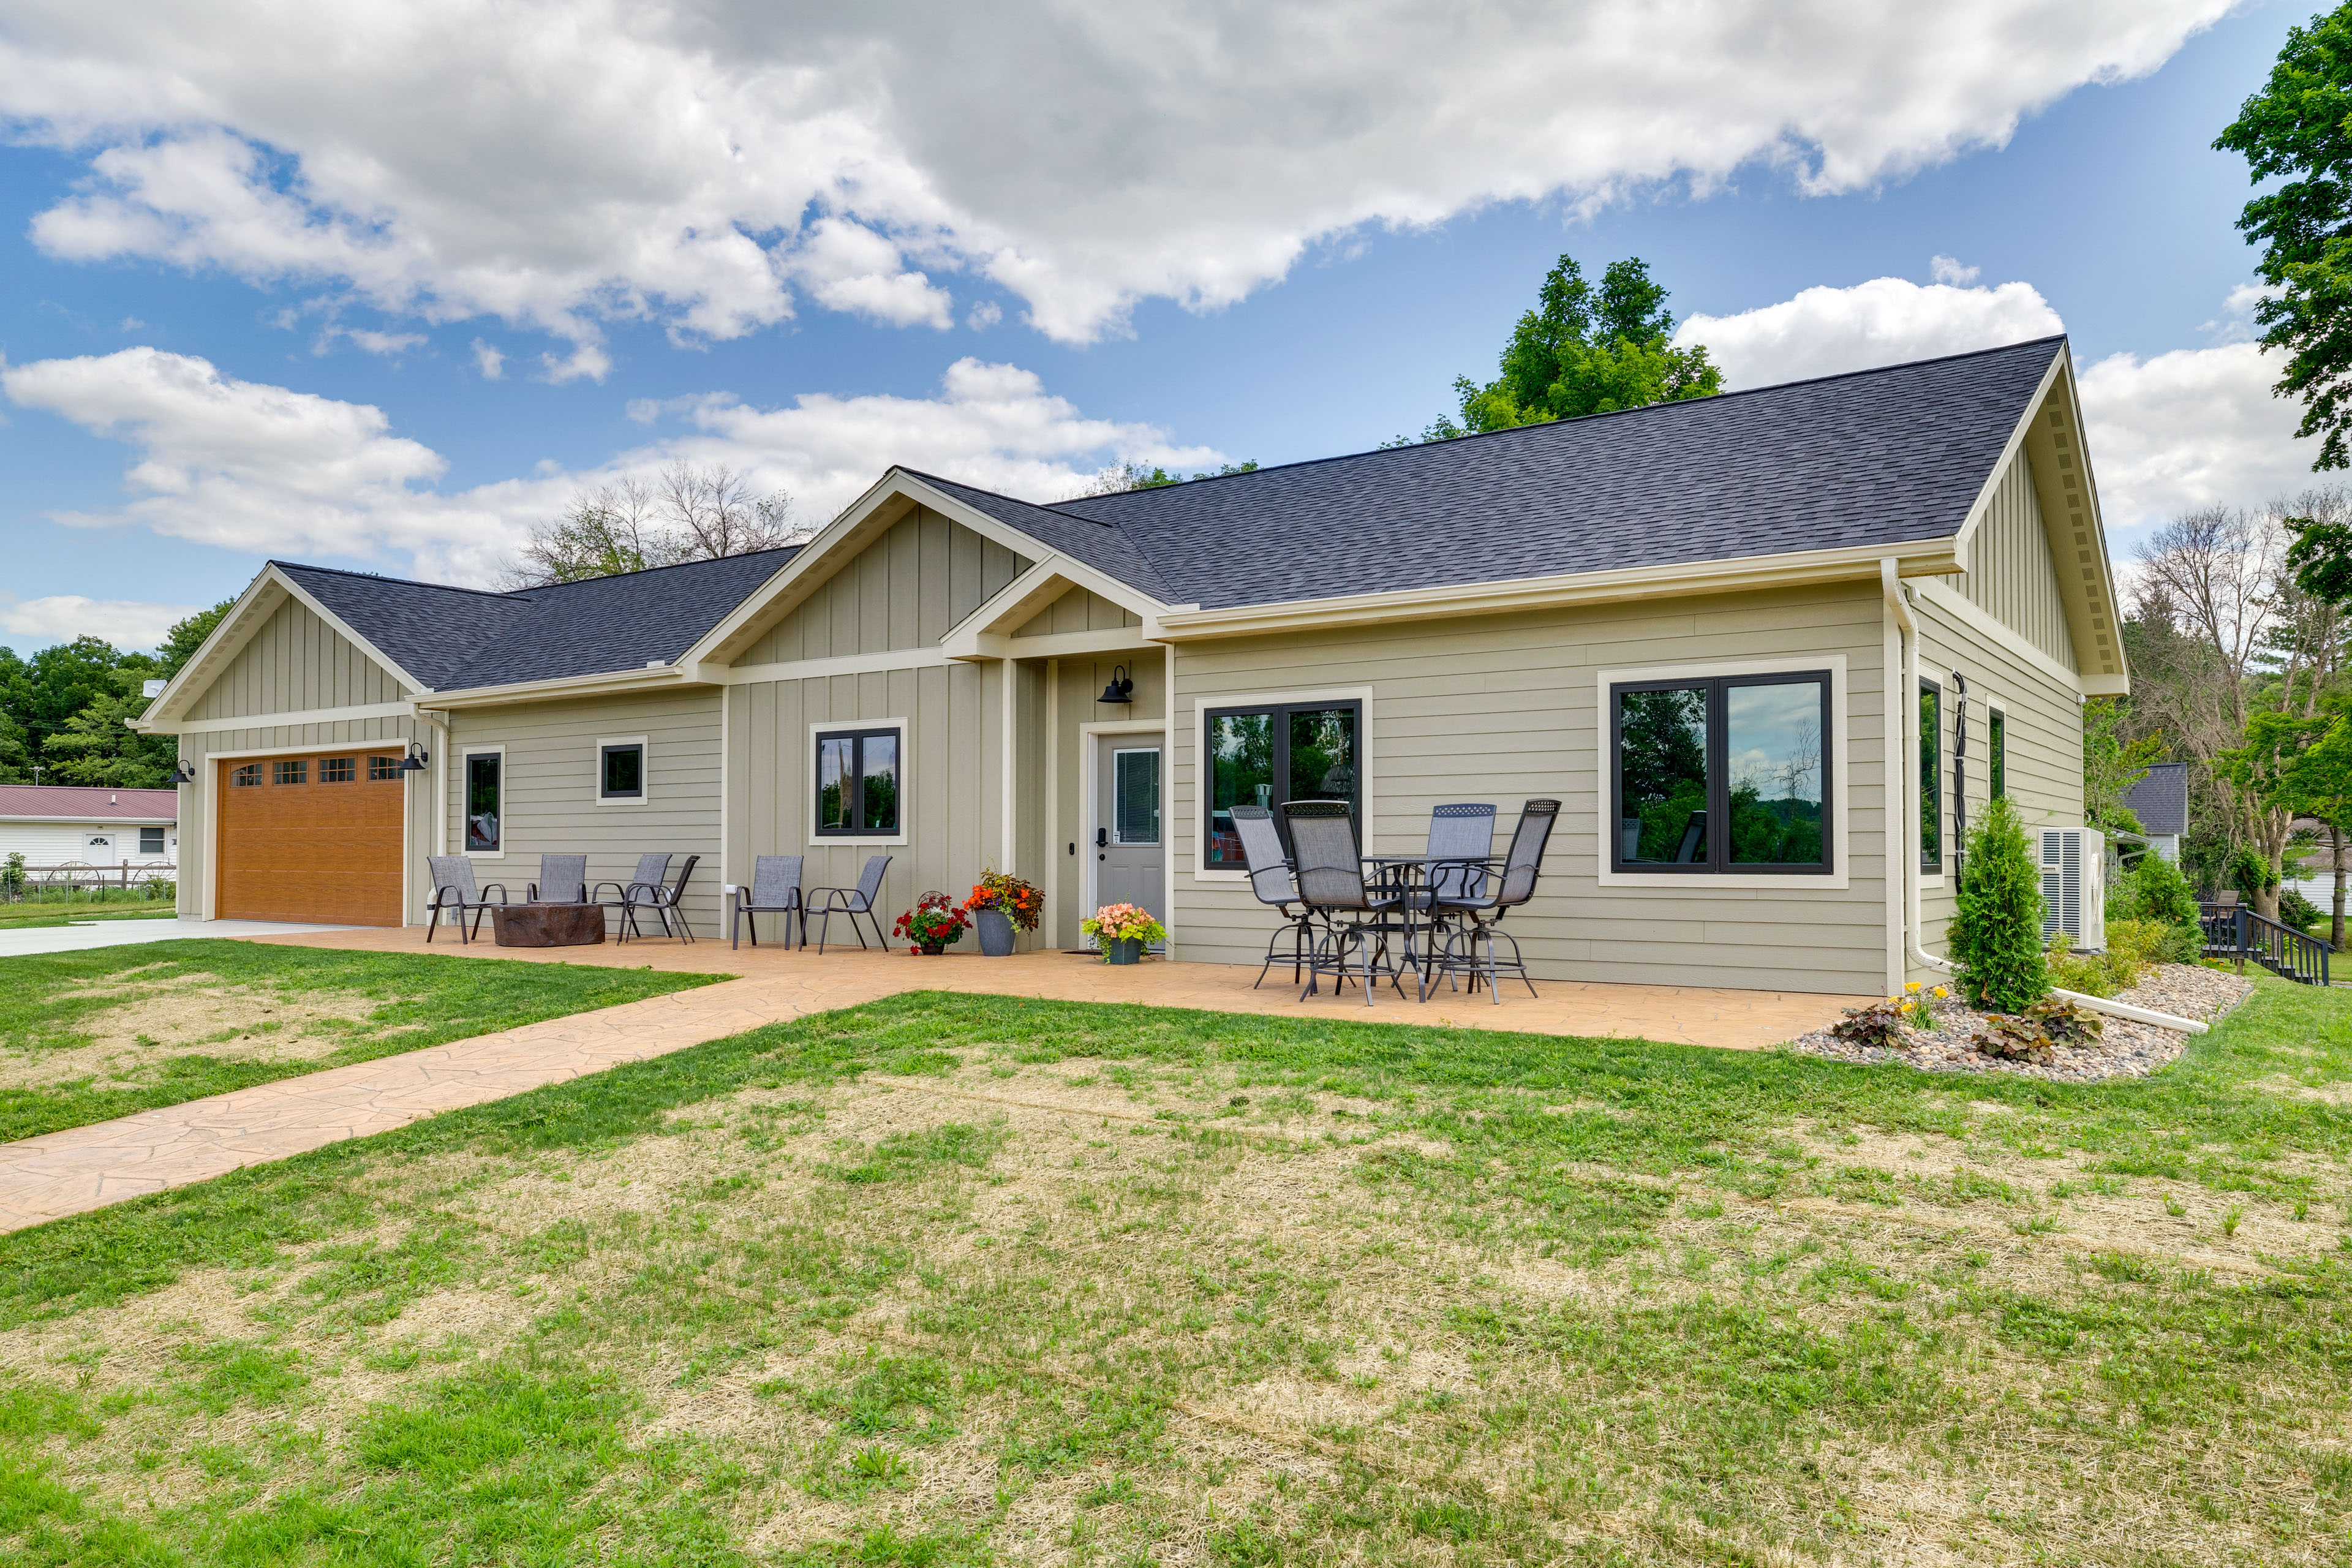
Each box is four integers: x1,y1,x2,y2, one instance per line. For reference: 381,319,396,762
216,750,407,925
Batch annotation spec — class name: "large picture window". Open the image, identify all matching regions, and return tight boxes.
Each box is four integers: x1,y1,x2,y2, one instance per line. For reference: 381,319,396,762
814,725,902,838
1919,680,1942,873
1204,700,1360,869
1610,672,1831,875
464,750,502,854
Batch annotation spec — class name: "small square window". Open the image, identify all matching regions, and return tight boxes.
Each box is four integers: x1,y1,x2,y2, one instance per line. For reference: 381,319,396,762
368,755,401,781
273,759,307,786
139,827,165,856
231,764,262,788
320,756,355,783
600,742,645,801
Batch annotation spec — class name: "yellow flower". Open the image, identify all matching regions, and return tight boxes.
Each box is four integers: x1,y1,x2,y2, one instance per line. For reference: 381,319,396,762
1932,986,1948,999
1904,981,1921,994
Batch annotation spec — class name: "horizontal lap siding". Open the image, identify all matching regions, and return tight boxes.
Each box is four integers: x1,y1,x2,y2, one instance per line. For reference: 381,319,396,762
1168,582,1893,997
442,690,723,937
192,598,407,720
742,509,1028,662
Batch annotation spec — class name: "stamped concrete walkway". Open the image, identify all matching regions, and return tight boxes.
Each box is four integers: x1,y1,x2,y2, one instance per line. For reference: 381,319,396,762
0,927,1864,1233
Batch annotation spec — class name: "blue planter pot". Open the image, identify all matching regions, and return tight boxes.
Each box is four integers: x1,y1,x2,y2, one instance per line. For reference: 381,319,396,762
1103,937,1144,965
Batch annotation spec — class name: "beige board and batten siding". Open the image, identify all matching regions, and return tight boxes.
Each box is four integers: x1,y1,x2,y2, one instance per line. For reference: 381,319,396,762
1014,586,1144,639
169,599,428,919
1168,581,1893,995
739,507,1030,664
442,687,723,936
1940,453,2077,673
725,508,1038,946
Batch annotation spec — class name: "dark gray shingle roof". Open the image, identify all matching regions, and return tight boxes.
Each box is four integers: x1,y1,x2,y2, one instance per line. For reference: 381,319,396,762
931,337,2064,610
276,549,798,692
2124,761,2189,837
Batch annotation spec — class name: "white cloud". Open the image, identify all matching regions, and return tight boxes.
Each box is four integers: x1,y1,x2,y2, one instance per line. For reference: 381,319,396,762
0,347,1216,584
316,325,425,356
0,594,199,650
1929,255,1980,286
471,340,505,380
0,1,2234,357
2078,341,2316,537
1675,275,2065,386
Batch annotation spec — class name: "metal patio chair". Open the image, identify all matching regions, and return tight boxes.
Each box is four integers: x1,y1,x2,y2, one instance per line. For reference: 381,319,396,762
732,855,805,950
1409,803,1496,993
426,854,509,943
1231,805,1321,987
630,854,699,942
594,853,673,941
805,854,892,954
1428,799,1559,1003
1283,800,1405,1006
529,853,588,904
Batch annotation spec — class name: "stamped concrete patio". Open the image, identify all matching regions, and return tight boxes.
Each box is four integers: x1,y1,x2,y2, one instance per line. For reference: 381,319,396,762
0,927,1865,1233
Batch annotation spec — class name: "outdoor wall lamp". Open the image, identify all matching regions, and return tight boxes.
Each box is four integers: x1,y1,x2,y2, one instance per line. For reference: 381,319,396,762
1096,665,1134,704
397,743,430,773
168,760,196,785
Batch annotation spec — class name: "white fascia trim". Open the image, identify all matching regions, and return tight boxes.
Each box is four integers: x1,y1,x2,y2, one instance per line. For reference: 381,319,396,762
1594,654,1850,891
1907,579,2087,695
160,700,417,735
960,625,1159,662
1155,539,1962,642
140,567,421,729
725,647,954,685
1948,348,2068,577
426,665,690,708
942,553,1169,652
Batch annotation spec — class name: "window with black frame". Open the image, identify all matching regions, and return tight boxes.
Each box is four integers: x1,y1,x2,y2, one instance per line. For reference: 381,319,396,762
1610,672,1831,874
1919,680,1942,873
464,751,502,853
1204,700,1360,869
600,742,644,801
1988,708,2006,801
814,725,902,837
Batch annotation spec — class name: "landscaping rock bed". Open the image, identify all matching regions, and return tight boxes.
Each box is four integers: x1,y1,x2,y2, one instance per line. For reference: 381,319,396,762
1788,963,2256,1082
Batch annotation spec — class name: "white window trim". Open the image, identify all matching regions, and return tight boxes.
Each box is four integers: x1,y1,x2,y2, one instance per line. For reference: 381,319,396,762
1188,685,1376,883
460,744,508,859
595,734,650,807
1596,655,1850,891
1918,674,1946,889
807,717,911,847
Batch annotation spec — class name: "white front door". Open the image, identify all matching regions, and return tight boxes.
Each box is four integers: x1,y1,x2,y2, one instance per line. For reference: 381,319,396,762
83,832,118,866
1093,734,1165,941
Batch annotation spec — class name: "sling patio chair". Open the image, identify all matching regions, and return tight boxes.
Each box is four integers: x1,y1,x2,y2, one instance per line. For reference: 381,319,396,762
1281,799,1406,1006
594,853,673,941
805,854,892,954
1406,802,1495,995
1428,799,1559,1003
627,854,699,943
528,853,588,904
731,855,805,950
425,854,509,943
1230,805,1322,987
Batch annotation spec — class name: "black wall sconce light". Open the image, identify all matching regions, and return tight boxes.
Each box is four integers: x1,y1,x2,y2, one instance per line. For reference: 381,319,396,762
397,743,431,773
1096,664,1134,704
168,760,197,785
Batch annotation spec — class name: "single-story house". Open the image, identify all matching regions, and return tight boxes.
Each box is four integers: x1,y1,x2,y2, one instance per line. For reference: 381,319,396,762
2122,761,2187,862
134,335,2124,995
0,784,179,869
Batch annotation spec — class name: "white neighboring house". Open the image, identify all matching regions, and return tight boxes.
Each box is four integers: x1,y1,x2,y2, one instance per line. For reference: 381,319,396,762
0,785,179,870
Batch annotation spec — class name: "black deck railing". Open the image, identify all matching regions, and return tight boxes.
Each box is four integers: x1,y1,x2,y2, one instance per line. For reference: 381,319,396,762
2199,902,2332,986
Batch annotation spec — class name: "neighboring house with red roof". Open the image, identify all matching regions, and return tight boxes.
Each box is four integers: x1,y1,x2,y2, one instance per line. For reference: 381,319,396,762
0,785,179,868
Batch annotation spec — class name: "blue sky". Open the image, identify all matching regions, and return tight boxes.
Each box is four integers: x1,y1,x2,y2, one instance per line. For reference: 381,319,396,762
0,0,2312,654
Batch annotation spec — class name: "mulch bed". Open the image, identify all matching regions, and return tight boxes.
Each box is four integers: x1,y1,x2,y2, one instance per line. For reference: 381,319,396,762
1787,963,2257,1083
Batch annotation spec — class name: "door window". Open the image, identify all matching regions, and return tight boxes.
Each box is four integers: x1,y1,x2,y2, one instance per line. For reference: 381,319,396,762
1113,748,1160,845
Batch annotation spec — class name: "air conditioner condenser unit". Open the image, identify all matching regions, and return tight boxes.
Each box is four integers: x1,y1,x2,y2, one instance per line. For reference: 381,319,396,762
2038,827,2105,951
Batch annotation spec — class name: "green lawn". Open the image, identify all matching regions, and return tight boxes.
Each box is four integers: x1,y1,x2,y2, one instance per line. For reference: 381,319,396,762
1,978,2350,1563
0,939,728,1141
0,897,179,928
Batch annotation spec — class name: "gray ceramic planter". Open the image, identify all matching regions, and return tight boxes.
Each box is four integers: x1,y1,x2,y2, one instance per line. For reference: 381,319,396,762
1102,937,1144,965
976,908,1016,957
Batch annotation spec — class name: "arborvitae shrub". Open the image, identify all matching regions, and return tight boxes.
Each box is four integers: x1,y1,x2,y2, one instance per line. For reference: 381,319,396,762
1948,794,2049,1013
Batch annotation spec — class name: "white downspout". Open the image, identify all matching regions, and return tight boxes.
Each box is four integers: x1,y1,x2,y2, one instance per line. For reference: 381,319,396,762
414,706,451,858
1877,561,2206,1036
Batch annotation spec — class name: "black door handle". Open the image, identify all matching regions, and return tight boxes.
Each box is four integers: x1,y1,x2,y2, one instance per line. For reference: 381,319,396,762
1095,828,1108,848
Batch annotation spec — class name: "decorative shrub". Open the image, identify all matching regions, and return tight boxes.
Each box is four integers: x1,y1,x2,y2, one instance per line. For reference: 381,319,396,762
1080,902,1166,949
1947,794,2048,1013
963,869,1045,931
2025,997,2103,1049
1830,1001,1908,1050
1973,1015,2052,1065
2103,918,2171,982
892,891,969,951
2280,884,2324,931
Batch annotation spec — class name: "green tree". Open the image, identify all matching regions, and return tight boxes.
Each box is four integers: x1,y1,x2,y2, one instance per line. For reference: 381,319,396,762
2217,5,2352,470
157,600,235,679
1405,257,1722,443
1948,794,2050,1013
2082,697,2161,838
41,669,176,788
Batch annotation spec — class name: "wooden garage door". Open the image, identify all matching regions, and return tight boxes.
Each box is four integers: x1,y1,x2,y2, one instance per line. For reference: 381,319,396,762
217,750,406,925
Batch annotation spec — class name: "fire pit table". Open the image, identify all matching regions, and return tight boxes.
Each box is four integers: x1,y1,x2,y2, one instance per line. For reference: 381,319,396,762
491,903,607,948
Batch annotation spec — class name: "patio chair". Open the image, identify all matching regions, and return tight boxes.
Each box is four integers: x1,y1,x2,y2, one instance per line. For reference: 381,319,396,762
632,854,699,943
1282,800,1405,1006
425,854,509,943
805,854,892,954
1429,799,1559,1003
1409,803,1496,995
1231,805,1321,987
731,855,805,950
529,853,588,904
594,853,673,941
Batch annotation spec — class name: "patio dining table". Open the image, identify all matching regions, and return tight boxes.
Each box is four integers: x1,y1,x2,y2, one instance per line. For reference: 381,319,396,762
1357,852,1496,1000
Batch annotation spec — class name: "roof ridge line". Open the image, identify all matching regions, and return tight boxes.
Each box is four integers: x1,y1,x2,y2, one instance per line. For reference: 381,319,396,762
273,560,533,603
